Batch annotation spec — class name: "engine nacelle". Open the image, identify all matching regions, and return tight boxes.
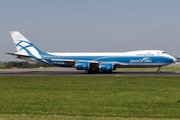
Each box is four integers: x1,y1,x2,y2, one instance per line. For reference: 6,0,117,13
75,61,90,70
99,63,113,72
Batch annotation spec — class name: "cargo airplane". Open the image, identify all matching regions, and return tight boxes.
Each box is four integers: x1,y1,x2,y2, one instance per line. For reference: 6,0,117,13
6,31,177,73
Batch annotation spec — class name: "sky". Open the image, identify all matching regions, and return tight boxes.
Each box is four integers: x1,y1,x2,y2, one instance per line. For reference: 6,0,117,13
0,0,180,61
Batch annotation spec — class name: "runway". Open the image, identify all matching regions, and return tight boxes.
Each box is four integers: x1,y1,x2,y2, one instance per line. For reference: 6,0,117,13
0,68,180,76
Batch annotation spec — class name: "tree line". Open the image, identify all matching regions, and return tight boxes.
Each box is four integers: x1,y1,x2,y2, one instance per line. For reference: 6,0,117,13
1,61,53,69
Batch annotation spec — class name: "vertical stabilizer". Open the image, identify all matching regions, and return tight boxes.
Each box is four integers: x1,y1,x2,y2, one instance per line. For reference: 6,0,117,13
10,31,43,58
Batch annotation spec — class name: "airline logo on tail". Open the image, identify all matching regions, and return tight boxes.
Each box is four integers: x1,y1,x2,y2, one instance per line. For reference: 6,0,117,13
10,31,42,59
15,40,33,52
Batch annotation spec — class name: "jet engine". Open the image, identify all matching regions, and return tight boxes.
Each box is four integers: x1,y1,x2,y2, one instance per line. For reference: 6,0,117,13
99,63,113,72
75,61,90,70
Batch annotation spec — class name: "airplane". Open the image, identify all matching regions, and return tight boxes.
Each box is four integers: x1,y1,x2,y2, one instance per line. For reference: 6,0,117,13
6,31,177,73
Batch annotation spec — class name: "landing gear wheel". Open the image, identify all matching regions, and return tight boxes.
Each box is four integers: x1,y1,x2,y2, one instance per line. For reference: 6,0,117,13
157,70,161,74
85,70,93,74
85,70,90,73
85,69,100,74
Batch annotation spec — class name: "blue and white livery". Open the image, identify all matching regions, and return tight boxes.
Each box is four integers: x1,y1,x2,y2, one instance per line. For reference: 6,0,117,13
7,31,176,73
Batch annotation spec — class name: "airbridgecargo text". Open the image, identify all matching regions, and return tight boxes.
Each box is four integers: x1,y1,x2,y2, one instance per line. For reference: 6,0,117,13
130,57,152,63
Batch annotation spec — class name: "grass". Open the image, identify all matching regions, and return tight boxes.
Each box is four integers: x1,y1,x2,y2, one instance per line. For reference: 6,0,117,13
0,76,180,120
0,115,180,120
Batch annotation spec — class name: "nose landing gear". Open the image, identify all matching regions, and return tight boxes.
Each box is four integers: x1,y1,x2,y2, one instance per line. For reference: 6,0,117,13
157,67,161,74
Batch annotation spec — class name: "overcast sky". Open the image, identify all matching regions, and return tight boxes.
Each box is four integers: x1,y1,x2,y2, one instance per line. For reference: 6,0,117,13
0,0,180,61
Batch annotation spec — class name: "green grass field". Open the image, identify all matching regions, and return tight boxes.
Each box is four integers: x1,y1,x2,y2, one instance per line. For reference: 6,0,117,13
0,76,180,120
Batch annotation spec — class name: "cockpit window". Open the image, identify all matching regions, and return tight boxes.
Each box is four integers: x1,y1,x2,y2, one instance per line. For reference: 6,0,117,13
162,52,166,54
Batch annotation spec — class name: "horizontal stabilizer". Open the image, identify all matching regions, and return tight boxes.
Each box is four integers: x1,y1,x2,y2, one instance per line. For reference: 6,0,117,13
5,53,33,58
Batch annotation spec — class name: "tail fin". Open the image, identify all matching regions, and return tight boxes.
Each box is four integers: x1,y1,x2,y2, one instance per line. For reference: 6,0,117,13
10,31,43,58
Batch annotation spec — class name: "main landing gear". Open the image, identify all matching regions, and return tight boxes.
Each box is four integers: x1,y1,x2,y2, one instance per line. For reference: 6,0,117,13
85,69,100,73
157,67,161,74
